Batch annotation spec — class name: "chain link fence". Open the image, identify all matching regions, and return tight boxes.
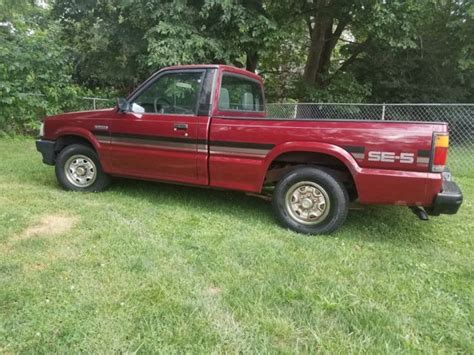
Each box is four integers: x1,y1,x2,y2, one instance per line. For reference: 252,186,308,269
267,103,474,175
75,97,115,110
19,93,115,111
59,100,474,175
22,95,473,175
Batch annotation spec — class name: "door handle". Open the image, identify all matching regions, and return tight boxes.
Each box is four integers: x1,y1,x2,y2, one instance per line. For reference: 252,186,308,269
174,123,188,131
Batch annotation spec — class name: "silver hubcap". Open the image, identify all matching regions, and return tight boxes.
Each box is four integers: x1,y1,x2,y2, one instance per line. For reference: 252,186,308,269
64,154,97,188
285,181,330,225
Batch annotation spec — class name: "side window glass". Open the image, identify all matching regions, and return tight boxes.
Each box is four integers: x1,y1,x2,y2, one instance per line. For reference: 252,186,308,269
132,71,203,114
218,74,264,112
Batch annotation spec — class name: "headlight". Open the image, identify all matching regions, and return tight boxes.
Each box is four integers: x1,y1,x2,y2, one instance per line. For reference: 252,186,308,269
39,122,44,137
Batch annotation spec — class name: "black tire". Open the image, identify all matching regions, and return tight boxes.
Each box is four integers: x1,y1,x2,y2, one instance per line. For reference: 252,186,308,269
272,167,349,235
55,144,111,192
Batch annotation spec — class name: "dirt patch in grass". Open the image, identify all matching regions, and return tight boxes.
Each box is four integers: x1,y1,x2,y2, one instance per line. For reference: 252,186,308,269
23,262,49,272
14,214,78,242
5,215,79,270
206,286,222,296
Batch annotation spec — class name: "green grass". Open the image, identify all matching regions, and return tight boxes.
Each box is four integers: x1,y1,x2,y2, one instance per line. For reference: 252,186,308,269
449,142,474,177
0,137,473,353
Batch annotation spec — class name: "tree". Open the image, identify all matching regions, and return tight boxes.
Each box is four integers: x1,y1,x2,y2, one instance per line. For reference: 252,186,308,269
51,0,274,92
350,0,474,103
259,0,378,101
0,2,113,134
259,0,463,102
277,0,422,88
0,0,36,22
4,0,470,113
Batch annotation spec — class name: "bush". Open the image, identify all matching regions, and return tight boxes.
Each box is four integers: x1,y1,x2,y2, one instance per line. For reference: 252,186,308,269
0,23,114,135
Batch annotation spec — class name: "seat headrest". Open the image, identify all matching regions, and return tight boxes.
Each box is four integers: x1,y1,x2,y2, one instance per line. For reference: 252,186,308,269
219,88,230,110
241,92,253,111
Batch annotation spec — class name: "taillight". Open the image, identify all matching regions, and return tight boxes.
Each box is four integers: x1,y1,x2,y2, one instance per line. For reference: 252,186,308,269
431,133,449,172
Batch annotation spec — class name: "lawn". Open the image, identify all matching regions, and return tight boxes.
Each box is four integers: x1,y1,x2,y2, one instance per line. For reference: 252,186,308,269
0,137,472,353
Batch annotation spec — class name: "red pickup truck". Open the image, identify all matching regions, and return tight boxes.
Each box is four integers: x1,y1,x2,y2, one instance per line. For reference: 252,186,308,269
36,64,462,234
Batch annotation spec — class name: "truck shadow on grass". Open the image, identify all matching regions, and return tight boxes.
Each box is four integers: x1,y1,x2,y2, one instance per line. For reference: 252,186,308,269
107,178,435,245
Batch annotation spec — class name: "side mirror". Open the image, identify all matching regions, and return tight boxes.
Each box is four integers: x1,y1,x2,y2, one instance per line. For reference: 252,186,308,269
117,97,130,113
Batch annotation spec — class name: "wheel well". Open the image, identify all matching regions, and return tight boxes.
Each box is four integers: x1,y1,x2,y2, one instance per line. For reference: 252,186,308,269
55,135,94,152
53,135,96,163
264,151,358,199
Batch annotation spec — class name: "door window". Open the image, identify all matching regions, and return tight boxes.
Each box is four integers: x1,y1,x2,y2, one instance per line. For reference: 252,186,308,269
218,74,264,112
131,71,204,115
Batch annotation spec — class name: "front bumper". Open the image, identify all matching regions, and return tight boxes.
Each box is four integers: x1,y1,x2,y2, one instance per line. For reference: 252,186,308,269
427,178,463,216
36,139,56,165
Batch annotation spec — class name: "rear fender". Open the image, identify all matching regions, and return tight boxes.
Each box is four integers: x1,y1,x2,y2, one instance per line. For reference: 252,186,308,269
260,141,362,190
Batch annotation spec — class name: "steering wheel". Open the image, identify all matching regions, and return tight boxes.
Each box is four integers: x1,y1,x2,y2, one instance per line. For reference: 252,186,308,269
154,97,173,113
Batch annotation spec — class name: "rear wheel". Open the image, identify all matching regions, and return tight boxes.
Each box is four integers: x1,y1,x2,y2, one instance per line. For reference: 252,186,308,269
55,144,110,192
272,167,349,235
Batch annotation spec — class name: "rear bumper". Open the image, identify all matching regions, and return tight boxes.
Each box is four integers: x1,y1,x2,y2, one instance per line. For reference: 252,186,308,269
36,139,56,165
427,179,463,216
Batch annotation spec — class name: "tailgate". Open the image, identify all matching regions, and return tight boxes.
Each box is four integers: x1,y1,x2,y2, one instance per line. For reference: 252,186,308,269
350,121,448,172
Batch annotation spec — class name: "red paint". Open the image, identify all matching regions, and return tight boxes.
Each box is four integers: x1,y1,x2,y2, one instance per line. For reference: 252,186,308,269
42,65,452,209
107,112,198,184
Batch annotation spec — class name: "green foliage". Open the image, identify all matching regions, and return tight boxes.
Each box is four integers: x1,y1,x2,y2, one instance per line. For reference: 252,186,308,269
291,73,372,103
1,0,472,134
47,0,474,103
0,34,110,134
51,0,274,90
51,0,151,92
0,0,37,23
260,0,451,102
0,8,115,134
350,0,474,103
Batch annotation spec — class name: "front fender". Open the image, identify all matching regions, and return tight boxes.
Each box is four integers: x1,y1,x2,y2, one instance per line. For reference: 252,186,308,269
259,141,362,190
53,126,102,151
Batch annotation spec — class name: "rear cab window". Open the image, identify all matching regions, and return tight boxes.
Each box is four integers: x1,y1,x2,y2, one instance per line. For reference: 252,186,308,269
218,73,265,114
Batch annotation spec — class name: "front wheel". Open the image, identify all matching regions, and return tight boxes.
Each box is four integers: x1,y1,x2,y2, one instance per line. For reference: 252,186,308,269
272,167,349,235
55,144,111,192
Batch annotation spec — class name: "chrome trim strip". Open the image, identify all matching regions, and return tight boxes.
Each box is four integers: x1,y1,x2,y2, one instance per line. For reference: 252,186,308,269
417,157,430,164
351,153,365,160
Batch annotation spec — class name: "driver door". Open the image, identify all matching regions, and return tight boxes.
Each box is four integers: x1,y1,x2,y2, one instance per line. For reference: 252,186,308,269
109,69,204,184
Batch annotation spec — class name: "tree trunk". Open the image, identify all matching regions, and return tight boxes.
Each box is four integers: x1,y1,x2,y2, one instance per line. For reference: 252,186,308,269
303,0,333,84
246,50,259,72
315,19,334,85
317,18,349,87
303,13,332,83
303,0,352,86
244,0,264,73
